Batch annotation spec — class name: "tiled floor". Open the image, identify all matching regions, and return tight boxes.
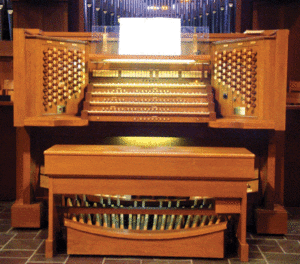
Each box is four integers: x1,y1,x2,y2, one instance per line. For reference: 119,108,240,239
1,201,300,264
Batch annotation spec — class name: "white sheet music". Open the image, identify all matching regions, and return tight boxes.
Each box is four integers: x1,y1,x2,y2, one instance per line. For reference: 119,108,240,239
119,17,181,56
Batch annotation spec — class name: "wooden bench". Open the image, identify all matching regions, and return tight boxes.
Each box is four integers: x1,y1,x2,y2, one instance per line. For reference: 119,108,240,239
44,145,255,262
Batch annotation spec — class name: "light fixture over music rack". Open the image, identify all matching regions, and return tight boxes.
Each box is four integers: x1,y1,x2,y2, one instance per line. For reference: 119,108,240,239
102,59,196,64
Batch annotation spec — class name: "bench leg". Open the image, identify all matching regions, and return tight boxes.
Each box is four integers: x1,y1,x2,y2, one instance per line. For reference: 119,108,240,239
46,178,56,258
237,189,249,262
45,239,55,258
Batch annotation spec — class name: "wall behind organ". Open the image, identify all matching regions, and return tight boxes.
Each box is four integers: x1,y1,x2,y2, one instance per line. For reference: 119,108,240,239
253,0,300,83
12,0,69,31
252,0,300,206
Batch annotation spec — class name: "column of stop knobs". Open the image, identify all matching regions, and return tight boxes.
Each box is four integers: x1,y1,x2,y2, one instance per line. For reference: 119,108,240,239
214,48,257,109
42,47,85,110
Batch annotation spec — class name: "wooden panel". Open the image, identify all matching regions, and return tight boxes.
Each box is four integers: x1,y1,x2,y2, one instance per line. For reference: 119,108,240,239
0,41,13,96
209,118,275,129
235,0,254,33
68,0,83,32
66,225,225,258
24,115,89,127
0,41,13,57
44,145,255,180
253,1,300,83
256,204,288,234
44,144,255,157
11,202,41,228
13,0,68,32
13,28,26,127
215,199,241,214
51,178,247,198
273,30,289,131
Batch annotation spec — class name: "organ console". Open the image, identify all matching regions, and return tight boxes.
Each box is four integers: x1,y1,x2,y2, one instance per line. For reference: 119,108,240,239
12,27,289,262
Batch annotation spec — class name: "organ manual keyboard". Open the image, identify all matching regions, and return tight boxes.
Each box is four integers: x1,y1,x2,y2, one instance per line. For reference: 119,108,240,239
82,54,216,123
12,28,289,262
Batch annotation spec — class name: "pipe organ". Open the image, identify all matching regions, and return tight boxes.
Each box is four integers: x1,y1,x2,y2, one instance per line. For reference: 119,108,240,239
13,28,288,262
85,0,236,32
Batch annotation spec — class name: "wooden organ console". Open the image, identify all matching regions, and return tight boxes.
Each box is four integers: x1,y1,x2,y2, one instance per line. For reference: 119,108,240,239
12,28,289,262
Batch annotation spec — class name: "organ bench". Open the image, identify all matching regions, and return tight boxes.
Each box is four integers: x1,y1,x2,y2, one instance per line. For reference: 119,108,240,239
44,144,255,262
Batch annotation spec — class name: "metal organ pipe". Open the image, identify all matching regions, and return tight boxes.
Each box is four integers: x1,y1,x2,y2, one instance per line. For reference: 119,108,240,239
219,0,225,33
102,0,107,25
87,0,93,31
84,0,88,31
228,0,235,33
211,0,216,33
198,0,203,27
95,0,100,27
91,0,96,30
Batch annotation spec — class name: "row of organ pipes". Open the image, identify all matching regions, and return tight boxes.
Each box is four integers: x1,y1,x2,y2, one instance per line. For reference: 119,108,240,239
84,0,236,32
0,0,13,40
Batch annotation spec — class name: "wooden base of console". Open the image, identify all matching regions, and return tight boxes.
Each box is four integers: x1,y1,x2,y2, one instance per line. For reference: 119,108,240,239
11,202,42,228
65,219,226,258
255,204,288,234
